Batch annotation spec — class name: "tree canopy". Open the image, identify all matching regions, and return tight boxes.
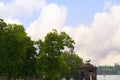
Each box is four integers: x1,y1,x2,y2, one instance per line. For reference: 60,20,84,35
0,19,37,80
0,19,83,80
36,29,75,79
62,51,83,80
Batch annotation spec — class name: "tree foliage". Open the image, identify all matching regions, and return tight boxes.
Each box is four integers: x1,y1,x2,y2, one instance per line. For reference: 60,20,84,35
0,19,37,80
62,51,84,80
0,19,84,80
36,29,75,79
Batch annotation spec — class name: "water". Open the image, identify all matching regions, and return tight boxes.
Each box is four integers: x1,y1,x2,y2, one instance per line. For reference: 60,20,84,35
97,75,120,80
62,75,120,80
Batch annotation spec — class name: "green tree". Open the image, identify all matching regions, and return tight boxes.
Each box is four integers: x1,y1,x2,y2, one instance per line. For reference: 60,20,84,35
0,19,8,76
36,29,75,80
0,19,36,80
62,51,83,80
21,38,37,80
59,55,71,80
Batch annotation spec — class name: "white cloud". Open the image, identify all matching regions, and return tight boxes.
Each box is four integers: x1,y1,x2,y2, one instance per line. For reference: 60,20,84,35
4,17,22,24
27,4,120,65
99,51,120,66
78,5,120,65
26,3,67,40
0,0,46,24
112,26,120,47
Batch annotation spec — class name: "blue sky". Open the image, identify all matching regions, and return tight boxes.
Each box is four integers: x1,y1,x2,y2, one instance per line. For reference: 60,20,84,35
0,0,106,26
0,0,119,27
47,0,105,26
1,0,120,65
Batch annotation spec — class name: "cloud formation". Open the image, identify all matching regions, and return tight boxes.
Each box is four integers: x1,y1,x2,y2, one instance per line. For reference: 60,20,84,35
64,5,120,65
27,3,120,65
0,0,46,24
26,3,67,40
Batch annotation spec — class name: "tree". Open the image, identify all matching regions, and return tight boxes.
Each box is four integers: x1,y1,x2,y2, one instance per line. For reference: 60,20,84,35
59,55,71,80
0,19,83,80
0,19,8,77
0,19,36,80
62,51,83,80
36,29,75,80
21,38,37,80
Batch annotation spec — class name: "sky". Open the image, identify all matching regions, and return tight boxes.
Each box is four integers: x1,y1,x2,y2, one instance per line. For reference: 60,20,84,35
0,0,120,66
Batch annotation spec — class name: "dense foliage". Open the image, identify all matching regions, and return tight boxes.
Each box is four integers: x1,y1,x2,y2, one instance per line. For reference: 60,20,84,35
0,19,37,80
62,52,83,80
0,19,83,80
